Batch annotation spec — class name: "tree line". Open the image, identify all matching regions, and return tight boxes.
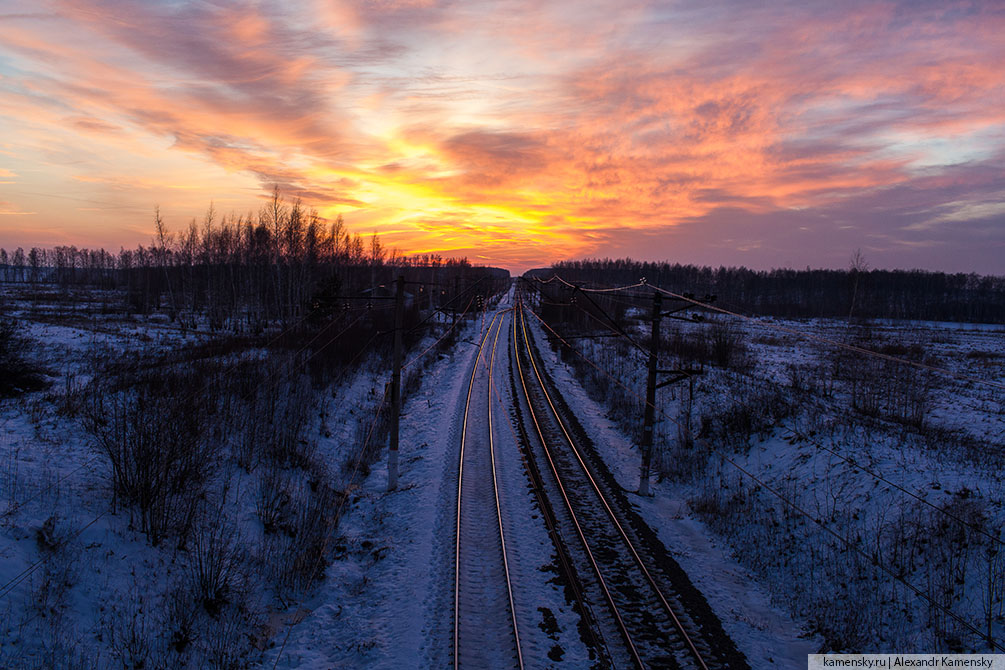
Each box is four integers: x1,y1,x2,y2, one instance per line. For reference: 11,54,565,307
0,189,508,333
533,258,1005,323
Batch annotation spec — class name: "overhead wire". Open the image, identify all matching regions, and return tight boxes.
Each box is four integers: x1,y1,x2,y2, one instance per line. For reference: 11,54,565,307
783,424,1005,550
546,275,647,294
403,276,489,338
402,295,477,371
524,276,689,367
270,383,392,670
568,286,650,359
517,293,1004,649
704,360,1005,553
523,278,641,349
0,269,493,619
529,272,1003,391
646,283,1005,391
715,451,1004,651
535,284,1002,542
532,275,1005,550
523,306,675,425
486,313,611,660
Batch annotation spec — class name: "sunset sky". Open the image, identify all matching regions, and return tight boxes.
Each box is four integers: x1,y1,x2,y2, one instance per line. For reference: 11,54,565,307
0,0,1003,274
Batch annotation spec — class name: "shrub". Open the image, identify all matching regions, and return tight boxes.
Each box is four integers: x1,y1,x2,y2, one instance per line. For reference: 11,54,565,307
260,459,343,600
238,370,316,471
190,519,243,617
85,371,216,546
707,319,750,370
0,318,47,396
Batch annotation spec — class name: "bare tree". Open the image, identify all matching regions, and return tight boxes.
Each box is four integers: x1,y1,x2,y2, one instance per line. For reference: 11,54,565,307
154,206,179,321
848,248,869,320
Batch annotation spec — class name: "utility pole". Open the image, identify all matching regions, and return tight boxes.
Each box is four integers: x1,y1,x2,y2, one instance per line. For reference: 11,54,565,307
388,274,404,491
638,290,661,496
453,276,460,327
637,291,710,496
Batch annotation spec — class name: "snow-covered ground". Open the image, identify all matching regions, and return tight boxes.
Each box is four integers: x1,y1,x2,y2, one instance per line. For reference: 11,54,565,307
2,285,598,668
1,296,211,667
262,292,594,668
534,304,1005,654
525,314,821,668
257,310,492,668
0,285,447,668
4,280,1001,667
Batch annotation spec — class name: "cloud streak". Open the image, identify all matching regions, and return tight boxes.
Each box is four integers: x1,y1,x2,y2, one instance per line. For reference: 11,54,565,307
0,0,1002,272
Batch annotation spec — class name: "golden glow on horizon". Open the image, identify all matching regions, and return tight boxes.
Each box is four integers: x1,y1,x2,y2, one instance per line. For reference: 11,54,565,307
0,1,1002,272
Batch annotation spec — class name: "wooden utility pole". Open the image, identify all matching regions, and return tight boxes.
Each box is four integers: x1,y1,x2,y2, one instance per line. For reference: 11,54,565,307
638,290,661,496
453,276,460,327
637,291,709,495
388,274,404,491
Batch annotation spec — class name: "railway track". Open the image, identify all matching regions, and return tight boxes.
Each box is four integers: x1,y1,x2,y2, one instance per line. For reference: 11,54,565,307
453,310,524,669
510,298,749,670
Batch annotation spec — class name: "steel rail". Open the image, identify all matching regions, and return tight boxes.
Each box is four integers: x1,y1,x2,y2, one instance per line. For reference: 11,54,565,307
512,301,646,669
454,311,496,669
487,310,525,670
453,310,524,669
517,299,711,670
499,310,612,664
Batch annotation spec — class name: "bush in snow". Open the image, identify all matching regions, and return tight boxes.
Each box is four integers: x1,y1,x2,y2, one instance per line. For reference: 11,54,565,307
237,370,316,472
85,369,217,546
259,457,343,603
0,317,47,396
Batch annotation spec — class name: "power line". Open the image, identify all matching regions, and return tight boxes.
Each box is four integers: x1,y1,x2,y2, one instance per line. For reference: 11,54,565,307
646,284,1005,392
708,364,1005,551
270,383,392,670
519,296,1004,649
0,508,109,601
2,301,356,518
523,306,674,424
404,276,490,337
270,293,501,665
271,294,502,666
784,423,1005,549
531,283,1005,550
523,277,647,356
546,275,647,294
705,360,1005,547
716,451,1003,651
402,295,476,371
530,273,1004,391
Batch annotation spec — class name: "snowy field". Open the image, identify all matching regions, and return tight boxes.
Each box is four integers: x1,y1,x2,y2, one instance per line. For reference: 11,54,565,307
538,302,1005,655
2,280,1002,667
0,284,456,668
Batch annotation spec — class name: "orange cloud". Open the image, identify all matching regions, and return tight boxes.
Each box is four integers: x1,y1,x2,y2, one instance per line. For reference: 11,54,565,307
0,0,1002,272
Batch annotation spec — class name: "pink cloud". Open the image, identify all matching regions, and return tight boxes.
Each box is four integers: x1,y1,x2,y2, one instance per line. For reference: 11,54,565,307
0,0,1002,272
